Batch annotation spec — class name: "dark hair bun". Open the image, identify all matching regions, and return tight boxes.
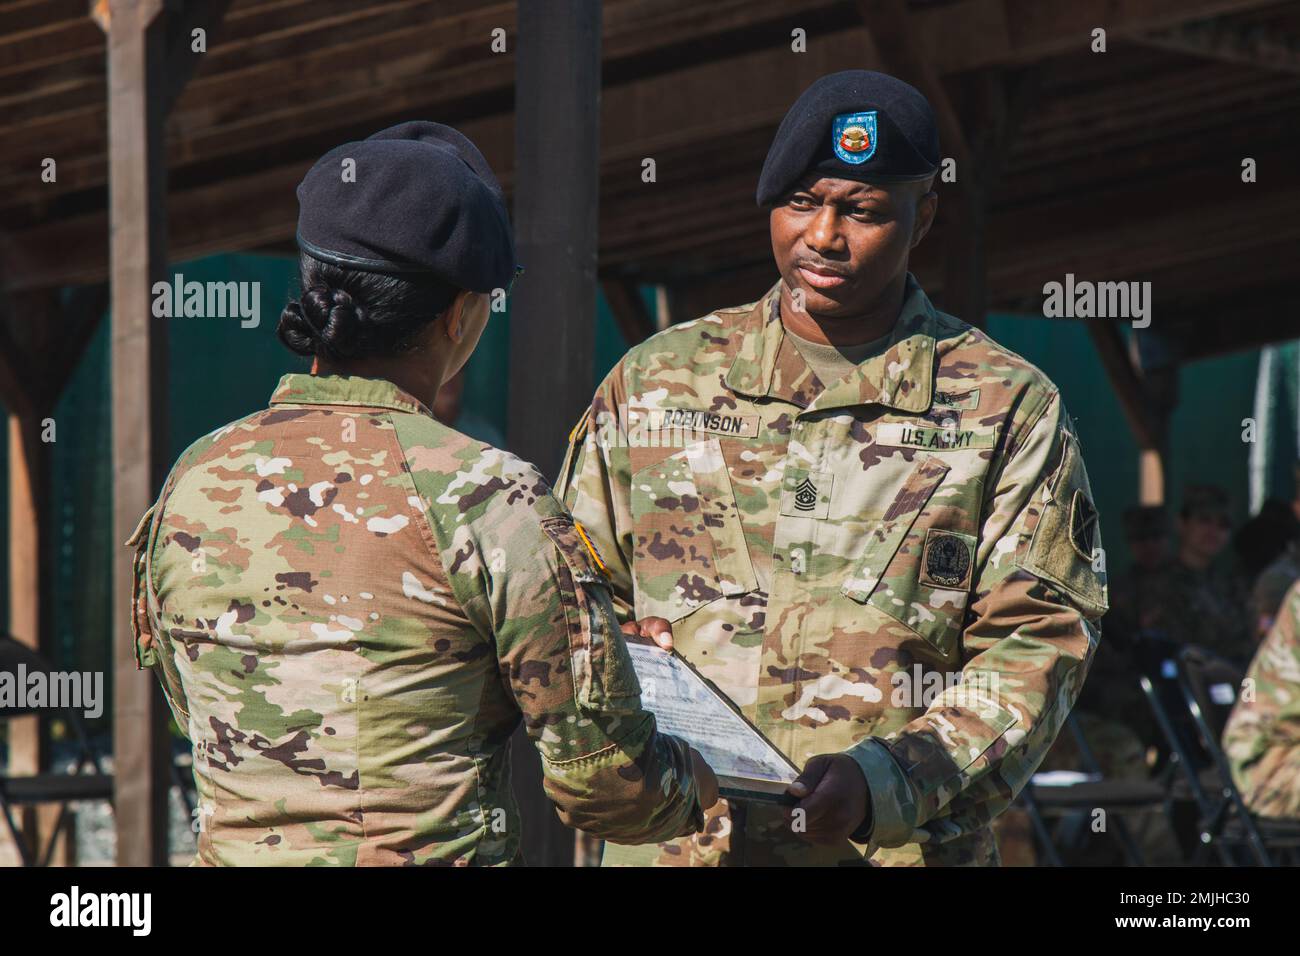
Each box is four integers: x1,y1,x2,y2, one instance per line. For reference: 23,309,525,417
277,253,459,362
277,286,365,361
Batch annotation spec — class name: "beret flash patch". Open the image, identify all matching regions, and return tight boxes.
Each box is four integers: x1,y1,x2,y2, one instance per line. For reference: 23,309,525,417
832,111,877,164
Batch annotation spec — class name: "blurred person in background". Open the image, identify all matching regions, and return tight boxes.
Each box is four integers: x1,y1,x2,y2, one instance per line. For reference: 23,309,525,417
1144,485,1252,667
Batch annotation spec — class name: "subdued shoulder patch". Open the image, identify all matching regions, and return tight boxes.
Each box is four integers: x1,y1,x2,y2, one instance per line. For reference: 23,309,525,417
1069,489,1099,561
1023,429,1108,616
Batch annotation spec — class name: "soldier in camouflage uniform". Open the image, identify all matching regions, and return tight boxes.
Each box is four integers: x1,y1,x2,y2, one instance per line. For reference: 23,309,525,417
127,122,713,865
558,72,1106,866
1143,485,1252,667
1223,579,1300,819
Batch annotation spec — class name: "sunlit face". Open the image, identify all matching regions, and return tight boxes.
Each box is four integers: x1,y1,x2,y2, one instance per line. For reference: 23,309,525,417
769,175,935,321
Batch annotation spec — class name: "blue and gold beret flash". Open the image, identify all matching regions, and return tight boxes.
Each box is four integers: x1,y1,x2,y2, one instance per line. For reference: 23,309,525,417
295,121,515,292
756,70,940,205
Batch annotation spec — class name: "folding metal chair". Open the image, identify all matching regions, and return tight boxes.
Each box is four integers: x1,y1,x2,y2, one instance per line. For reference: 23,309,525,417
1134,642,1283,865
1177,646,1300,865
1021,710,1170,866
0,633,114,866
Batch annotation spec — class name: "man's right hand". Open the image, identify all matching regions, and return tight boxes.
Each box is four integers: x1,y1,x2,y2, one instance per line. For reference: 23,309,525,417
690,747,719,810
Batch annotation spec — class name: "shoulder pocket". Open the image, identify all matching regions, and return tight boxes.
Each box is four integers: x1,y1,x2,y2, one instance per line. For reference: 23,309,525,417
128,504,159,670
1022,430,1108,617
541,515,642,713
629,438,758,622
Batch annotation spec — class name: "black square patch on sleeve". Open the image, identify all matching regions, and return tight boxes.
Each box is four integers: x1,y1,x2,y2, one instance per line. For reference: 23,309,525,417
1069,489,1099,561
920,528,974,590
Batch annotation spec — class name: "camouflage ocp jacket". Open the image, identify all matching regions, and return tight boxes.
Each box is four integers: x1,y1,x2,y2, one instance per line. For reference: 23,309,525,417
128,373,703,866
561,275,1108,866
1223,579,1300,820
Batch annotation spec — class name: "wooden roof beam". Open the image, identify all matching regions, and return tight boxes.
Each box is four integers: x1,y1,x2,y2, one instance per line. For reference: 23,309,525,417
1135,16,1300,74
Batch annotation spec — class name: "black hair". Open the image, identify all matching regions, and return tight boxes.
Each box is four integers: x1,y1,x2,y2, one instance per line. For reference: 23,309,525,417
277,253,458,362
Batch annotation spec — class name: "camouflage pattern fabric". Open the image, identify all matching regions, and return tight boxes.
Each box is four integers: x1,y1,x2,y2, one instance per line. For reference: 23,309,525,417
127,373,703,866
1223,579,1300,820
1142,560,1252,666
559,275,1107,866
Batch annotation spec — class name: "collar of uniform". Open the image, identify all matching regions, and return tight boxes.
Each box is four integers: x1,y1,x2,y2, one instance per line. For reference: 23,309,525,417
723,274,935,414
269,373,433,417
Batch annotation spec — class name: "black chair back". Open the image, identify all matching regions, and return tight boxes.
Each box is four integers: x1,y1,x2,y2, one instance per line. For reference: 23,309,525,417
0,634,55,720
1177,646,1243,742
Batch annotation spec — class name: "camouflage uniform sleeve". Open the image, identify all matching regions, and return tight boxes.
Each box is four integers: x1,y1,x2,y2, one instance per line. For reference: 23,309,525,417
421,444,703,844
126,434,226,738
1223,581,1300,819
557,364,636,621
846,390,1106,846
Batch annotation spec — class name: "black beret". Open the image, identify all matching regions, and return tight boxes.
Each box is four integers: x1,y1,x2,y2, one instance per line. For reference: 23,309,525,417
756,70,940,205
296,121,515,292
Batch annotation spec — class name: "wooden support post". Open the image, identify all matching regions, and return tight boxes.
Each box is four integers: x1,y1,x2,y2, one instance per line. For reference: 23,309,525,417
1130,333,1174,507
653,286,673,333
101,0,172,867
1087,322,1160,450
1139,451,1166,507
601,278,656,347
0,285,101,865
507,0,602,867
7,407,48,861
0,288,41,864
1089,322,1169,506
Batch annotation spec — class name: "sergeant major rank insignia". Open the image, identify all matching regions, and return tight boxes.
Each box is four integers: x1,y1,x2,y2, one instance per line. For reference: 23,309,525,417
832,111,877,164
794,477,819,512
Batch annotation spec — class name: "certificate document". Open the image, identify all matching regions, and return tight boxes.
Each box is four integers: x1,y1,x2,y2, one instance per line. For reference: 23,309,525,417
625,642,800,804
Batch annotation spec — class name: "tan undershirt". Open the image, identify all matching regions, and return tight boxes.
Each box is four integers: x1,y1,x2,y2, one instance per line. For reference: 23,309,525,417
784,325,892,390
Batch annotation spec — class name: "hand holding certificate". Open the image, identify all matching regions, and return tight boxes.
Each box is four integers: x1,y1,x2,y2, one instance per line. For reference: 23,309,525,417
622,636,799,805
620,618,872,841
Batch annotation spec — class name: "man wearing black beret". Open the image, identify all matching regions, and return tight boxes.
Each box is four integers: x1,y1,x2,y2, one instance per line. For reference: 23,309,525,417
560,71,1107,866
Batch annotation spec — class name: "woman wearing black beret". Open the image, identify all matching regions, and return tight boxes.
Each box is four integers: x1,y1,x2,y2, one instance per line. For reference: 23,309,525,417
126,121,715,866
